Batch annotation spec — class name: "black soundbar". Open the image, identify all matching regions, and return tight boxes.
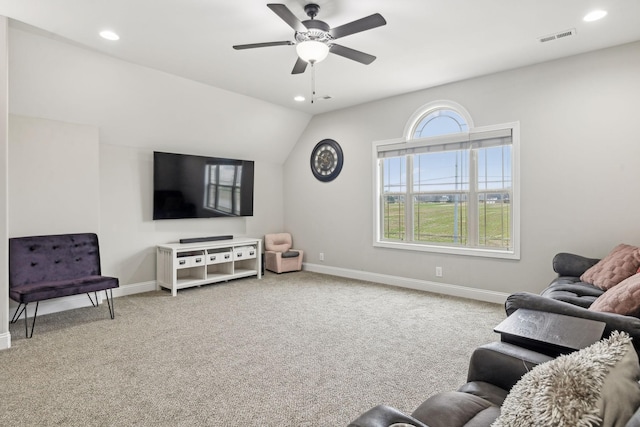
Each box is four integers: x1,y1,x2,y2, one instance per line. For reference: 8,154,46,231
180,235,233,244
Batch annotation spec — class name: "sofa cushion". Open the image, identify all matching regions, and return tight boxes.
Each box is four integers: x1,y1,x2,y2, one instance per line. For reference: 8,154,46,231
589,274,640,316
543,278,604,297
412,391,500,427
580,244,640,290
541,278,604,308
492,331,640,427
458,381,509,407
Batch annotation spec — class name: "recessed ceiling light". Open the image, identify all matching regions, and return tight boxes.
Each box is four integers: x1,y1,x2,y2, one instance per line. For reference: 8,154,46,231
294,95,306,102
100,30,120,41
583,10,607,22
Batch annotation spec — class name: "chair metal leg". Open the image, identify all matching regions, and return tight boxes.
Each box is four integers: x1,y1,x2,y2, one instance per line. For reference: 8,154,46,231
105,288,115,319
87,292,99,308
11,302,38,338
88,290,114,319
11,303,26,324
22,302,39,339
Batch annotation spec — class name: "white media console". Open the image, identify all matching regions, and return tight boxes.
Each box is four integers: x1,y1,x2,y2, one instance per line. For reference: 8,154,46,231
156,237,262,296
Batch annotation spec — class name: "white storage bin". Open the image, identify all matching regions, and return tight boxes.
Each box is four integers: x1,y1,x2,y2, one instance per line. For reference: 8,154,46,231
207,251,232,265
178,255,205,268
234,246,257,260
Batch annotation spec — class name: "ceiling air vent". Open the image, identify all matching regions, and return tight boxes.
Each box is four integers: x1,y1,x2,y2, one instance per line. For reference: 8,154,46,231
539,28,577,43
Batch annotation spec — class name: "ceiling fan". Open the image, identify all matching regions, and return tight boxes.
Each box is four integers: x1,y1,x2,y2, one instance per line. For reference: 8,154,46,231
233,3,387,74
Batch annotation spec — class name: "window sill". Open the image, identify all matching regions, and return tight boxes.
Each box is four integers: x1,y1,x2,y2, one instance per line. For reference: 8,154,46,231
373,240,520,260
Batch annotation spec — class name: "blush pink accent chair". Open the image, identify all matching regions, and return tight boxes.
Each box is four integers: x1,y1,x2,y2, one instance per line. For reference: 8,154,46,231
264,233,303,273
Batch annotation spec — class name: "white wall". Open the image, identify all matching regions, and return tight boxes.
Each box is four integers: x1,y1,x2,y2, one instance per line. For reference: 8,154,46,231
6,25,311,289
8,26,310,165
0,17,10,350
284,41,640,297
8,115,100,236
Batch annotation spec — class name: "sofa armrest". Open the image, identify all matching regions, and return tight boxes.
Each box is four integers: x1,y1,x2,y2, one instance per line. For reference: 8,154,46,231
552,252,600,277
466,341,553,391
505,292,640,352
347,405,429,427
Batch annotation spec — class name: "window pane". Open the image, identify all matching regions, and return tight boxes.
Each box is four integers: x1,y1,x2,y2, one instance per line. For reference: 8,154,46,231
233,188,241,214
382,157,406,193
219,165,236,186
208,186,216,209
478,193,511,248
413,151,469,192
217,187,233,213
383,195,405,240
478,146,511,190
414,194,468,244
209,165,217,184
235,166,243,185
413,109,469,138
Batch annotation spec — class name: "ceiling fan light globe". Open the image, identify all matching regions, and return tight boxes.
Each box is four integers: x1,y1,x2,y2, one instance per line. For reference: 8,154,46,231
296,40,329,63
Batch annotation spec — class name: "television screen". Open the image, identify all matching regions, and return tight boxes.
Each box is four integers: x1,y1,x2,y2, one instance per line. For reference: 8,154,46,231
153,151,254,220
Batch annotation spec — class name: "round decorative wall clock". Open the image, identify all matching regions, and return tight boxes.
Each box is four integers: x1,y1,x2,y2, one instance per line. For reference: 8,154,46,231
310,139,343,182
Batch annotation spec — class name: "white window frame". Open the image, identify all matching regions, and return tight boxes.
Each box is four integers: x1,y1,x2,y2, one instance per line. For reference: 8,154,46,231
372,105,520,260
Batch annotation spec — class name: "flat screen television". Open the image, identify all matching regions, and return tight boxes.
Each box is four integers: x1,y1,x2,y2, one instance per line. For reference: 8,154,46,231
153,151,254,220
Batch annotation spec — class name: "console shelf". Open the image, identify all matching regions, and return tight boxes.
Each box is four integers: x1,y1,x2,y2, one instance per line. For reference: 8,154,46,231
156,237,262,296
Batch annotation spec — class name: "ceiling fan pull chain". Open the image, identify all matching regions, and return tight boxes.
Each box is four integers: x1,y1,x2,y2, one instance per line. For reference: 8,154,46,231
311,62,316,104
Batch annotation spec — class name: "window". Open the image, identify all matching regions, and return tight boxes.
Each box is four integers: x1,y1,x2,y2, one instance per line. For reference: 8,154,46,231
206,164,243,215
374,102,519,259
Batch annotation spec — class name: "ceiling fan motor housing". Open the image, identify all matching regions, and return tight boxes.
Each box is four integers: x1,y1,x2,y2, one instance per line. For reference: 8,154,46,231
298,9,331,44
296,27,332,44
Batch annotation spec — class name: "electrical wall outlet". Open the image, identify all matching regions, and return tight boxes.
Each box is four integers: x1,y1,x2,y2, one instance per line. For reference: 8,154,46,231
435,266,443,277
319,252,325,261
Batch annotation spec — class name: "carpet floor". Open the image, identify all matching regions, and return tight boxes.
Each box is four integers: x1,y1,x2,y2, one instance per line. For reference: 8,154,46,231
1,271,505,426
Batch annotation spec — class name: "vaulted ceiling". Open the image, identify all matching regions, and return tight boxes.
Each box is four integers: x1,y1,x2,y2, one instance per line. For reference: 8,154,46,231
1,0,640,115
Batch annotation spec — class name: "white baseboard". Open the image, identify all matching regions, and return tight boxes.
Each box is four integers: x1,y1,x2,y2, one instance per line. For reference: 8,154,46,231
303,263,509,305
0,331,11,350
112,281,157,298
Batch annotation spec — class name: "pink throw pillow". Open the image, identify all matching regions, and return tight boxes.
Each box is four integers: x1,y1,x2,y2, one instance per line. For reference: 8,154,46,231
589,273,640,316
580,244,640,290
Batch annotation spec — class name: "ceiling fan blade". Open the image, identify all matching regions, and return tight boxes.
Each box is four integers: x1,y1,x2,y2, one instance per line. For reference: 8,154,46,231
267,3,306,32
329,13,386,39
291,57,308,74
329,44,376,65
233,41,294,50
